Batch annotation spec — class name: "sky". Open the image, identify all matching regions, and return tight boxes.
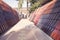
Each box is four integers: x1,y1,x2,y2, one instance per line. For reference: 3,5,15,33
3,0,27,8
3,0,19,8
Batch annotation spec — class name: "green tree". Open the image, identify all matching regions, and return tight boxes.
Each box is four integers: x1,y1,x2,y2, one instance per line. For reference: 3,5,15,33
18,0,23,9
30,0,44,13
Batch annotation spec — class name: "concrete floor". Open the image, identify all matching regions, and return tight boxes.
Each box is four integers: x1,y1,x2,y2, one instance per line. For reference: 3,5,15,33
0,19,53,40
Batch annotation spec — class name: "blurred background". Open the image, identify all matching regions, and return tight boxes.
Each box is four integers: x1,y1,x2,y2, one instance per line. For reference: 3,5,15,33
3,0,44,18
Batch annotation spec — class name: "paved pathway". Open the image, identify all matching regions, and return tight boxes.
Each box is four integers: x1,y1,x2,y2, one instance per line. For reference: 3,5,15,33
0,19,53,40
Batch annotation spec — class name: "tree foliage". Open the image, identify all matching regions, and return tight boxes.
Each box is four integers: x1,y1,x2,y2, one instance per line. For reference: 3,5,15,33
30,0,45,13
18,0,23,9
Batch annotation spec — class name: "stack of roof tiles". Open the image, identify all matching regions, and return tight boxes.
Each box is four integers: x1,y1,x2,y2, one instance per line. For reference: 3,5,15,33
0,1,19,35
30,0,60,40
